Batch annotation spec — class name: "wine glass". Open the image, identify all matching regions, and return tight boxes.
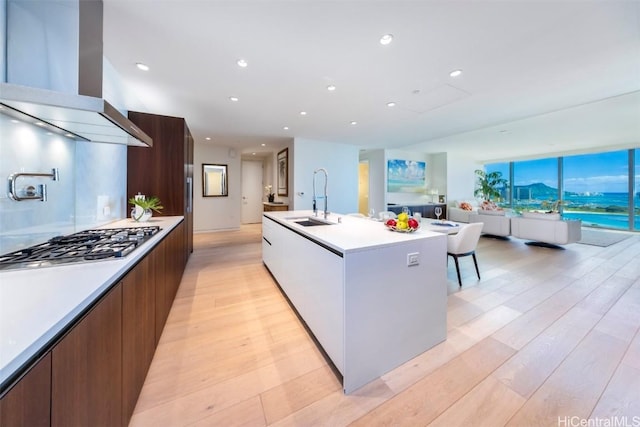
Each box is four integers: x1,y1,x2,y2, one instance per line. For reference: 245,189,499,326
434,206,443,221
402,206,410,216
369,208,375,219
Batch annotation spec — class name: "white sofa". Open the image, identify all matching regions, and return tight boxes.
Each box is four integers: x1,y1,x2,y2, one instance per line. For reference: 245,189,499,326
511,212,582,246
468,210,511,237
447,200,479,223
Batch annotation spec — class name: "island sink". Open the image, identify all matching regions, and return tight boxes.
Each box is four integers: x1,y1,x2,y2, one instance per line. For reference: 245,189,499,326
294,217,335,227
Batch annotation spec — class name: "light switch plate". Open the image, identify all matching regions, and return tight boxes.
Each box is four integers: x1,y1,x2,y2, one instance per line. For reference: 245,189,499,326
407,252,419,266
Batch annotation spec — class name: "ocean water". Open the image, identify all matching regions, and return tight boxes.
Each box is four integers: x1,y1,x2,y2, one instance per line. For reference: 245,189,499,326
562,192,639,230
564,192,632,209
562,212,639,229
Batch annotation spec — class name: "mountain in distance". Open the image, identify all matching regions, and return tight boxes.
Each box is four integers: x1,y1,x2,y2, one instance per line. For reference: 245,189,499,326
512,182,577,200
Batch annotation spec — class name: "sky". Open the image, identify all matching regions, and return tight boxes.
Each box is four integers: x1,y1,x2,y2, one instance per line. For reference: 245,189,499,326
488,149,639,194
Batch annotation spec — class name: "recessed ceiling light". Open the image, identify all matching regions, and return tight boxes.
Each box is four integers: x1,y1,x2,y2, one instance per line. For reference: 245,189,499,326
327,85,336,91
449,69,463,77
65,133,73,137
300,111,307,116
350,121,357,125
252,152,256,155
380,34,393,45
206,137,211,140
237,59,248,68
136,62,149,71
261,143,266,147
229,96,239,102
11,119,19,123
35,122,45,126
283,126,289,130
386,102,396,107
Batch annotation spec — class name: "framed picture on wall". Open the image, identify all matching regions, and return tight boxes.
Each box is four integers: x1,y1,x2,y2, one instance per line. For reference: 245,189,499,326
387,159,426,193
277,148,288,196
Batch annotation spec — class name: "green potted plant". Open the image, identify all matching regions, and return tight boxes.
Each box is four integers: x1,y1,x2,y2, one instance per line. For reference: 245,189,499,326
474,170,507,202
129,195,163,222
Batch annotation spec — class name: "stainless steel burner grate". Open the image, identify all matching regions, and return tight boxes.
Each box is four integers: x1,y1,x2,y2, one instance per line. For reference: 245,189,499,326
0,226,161,270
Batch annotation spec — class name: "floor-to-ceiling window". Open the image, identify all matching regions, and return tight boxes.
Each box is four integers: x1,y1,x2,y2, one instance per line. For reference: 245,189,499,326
484,148,638,231
562,150,630,230
485,162,510,207
512,158,558,212
635,148,639,230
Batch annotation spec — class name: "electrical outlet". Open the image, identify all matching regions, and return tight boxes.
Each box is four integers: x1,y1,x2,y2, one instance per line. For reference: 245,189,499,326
407,252,419,266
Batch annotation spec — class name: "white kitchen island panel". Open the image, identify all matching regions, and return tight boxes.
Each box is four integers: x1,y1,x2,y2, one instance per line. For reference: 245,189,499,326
343,238,446,392
263,215,344,372
262,211,447,393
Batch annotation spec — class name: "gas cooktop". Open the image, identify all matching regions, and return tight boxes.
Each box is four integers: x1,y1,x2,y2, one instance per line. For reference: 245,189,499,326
0,226,161,271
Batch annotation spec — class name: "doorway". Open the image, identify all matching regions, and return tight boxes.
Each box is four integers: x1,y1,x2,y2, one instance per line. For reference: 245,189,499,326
358,161,369,215
241,160,263,224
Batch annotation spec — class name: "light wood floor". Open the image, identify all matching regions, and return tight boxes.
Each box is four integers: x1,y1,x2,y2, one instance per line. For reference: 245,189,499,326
130,224,640,426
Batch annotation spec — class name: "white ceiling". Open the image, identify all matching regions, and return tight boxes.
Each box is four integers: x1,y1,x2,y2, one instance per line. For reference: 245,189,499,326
102,0,640,162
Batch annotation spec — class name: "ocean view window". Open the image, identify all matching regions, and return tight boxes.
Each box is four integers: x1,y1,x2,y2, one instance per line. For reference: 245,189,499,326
563,150,629,230
635,148,639,230
513,158,558,212
485,162,510,207
485,148,638,231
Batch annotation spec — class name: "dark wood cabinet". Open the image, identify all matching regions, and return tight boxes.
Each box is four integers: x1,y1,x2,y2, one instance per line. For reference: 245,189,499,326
122,255,156,425
51,285,123,427
153,221,185,343
0,353,51,427
264,203,289,212
388,204,447,220
152,235,168,344
127,112,194,258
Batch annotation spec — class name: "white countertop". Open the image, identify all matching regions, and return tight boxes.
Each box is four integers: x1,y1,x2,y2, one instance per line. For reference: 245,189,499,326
0,216,184,390
264,210,446,254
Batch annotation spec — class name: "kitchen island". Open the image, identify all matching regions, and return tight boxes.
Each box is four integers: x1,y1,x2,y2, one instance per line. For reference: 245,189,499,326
262,210,447,393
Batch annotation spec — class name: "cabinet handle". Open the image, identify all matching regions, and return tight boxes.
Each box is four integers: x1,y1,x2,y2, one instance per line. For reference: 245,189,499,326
186,177,193,213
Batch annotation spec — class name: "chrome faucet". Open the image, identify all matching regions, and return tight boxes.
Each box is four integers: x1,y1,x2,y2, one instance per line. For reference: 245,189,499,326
313,168,328,219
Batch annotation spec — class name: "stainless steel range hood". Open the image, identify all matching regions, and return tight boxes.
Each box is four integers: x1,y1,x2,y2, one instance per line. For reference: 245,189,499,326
1,0,152,147
0,83,152,146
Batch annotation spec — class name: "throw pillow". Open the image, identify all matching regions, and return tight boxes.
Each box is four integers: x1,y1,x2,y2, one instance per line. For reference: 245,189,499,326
459,202,473,211
481,200,503,211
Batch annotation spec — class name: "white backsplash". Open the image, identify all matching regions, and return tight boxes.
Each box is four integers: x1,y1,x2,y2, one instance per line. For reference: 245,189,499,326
0,114,127,254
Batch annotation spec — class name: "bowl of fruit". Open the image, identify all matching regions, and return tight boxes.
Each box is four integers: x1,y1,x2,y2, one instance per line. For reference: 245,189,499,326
385,212,420,233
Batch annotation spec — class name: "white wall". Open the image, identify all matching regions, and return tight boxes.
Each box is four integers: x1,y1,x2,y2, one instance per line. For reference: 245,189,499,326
446,153,482,204
291,138,359,215
263,152,276,202
428,152,447,198
359,149,386,214
193,142,242,232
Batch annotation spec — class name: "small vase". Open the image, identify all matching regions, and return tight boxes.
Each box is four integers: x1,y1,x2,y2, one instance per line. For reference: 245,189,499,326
131,206,153,222
268,195,275,203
